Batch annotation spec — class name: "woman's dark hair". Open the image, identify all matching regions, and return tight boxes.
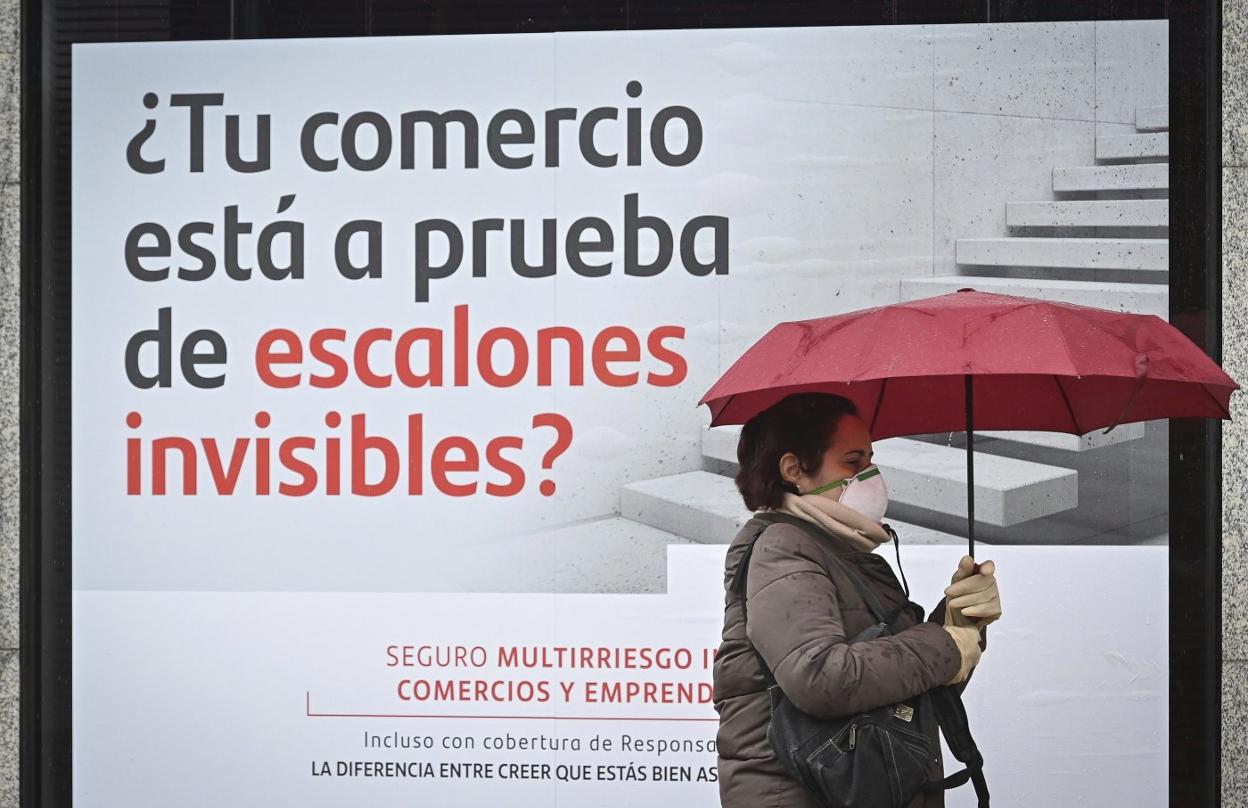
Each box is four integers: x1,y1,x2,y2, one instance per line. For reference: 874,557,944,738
734,392,860,511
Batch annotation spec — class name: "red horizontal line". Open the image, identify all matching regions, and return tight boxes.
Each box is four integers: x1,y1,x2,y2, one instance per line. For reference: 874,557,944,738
306,692,717,722
309,712,719,722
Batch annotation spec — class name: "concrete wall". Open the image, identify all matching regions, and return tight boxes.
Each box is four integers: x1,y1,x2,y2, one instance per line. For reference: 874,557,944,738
0,0,18,799
1225,2,1248,804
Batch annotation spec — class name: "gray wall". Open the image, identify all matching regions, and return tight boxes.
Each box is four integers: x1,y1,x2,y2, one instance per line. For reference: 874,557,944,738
1226,2,1248,804
1,0,18,799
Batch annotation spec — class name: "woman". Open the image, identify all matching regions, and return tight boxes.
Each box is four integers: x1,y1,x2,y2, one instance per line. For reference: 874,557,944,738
712,392,1002,808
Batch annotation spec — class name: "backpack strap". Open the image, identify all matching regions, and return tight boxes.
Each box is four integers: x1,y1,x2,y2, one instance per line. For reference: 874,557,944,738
729,517,782,688
924,685,990,806
881,522,912,599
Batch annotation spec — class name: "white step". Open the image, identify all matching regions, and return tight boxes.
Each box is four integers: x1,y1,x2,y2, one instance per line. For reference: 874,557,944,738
701,424,742,467
872,438,1077,526
622,467,981,546
956,237,1167,271
701,427,1078,527
1052,163,1168,192
1135,106,1169,132
978,422,1146,451
1096,132,1168,160
874,519,970,546
621,470,754,544
1006,199,1167,228
487,516,696,593
899,275,1167,317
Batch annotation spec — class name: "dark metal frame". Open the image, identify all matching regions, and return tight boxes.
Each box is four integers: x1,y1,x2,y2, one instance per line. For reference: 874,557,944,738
20,1,1220,805
1168,1,1223,804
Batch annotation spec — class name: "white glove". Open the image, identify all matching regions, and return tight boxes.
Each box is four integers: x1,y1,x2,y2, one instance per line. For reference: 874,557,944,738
941,624,982,685
945,555,1001,629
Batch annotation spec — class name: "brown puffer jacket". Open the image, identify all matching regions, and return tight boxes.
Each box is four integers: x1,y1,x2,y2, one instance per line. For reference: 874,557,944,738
712,512,987,808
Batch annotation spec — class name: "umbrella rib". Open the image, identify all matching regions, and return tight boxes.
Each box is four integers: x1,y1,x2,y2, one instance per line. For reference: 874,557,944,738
1200,383,1232,420
1053,376,1084,435
1101,371,1149,434
869,377,889,434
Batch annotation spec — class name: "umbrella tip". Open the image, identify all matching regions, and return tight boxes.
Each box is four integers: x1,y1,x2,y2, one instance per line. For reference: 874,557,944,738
957,287,976,293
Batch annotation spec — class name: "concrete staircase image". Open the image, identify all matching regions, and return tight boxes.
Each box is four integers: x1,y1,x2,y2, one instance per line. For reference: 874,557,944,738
620,427,1078,545
901,105,1169,318
507,104,1171,593
893,104,1168,545
612,104,1170,557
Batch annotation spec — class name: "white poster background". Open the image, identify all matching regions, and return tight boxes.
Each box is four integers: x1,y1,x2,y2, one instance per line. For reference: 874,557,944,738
72,24,1169,806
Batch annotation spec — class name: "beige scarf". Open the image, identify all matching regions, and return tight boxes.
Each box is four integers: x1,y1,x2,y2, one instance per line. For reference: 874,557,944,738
762,490,892,553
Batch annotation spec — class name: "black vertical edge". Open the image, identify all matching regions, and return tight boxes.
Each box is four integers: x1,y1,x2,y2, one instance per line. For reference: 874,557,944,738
1169,0,1221,805
19,0,42,804
22,0,74,799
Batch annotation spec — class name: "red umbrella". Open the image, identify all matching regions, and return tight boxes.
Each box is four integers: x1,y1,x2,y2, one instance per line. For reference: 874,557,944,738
698,288,1240,557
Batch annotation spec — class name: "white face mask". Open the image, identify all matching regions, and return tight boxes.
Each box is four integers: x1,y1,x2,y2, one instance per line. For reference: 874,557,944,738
804,465,888,524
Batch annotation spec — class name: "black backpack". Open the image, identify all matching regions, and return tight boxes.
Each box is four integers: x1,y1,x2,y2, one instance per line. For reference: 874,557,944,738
730,511,990,808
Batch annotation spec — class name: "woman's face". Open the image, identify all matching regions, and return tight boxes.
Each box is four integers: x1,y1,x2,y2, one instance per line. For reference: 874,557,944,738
780,413,875,498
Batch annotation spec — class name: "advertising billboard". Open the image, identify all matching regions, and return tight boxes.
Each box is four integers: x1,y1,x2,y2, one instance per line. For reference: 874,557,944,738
71,21,1170,806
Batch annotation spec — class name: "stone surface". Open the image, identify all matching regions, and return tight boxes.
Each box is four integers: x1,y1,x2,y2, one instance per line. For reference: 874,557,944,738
1095,20,1169,124
0,45,16,186
0,0,15,798
0,183,15,655
934,22,1095,120
1005,199,1168,228
0,3,17,805
873,438,1079,526
1226,0,1248,789
1226,0,1248,166
977,423,1147,451
1052,163,1169,192
621,469,753,544
0,649,15,807
1226,661,1248,795
1134,105,1168,131
1096,132,1169,160
1224,166,1248,662
900,274,1169,317
933,111,1091,276
702,426,1079,527
0,0,18,187
956,237,1168,271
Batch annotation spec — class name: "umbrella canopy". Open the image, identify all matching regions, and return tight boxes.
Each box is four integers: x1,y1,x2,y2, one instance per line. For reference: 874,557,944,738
698,288,1240,557
699,289,1237,438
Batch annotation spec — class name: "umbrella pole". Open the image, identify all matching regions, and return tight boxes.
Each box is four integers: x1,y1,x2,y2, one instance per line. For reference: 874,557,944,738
965,374,975,561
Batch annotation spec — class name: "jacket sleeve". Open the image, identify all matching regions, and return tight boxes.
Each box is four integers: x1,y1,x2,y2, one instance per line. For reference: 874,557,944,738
744,532,963,720
926,597,988,696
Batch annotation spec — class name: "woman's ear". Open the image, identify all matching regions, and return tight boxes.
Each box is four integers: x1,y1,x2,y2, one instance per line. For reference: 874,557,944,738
778,452,802,488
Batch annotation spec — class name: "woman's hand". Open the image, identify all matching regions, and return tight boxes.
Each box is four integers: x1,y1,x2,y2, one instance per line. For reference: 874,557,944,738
941,624,982,685
944,555,1001,629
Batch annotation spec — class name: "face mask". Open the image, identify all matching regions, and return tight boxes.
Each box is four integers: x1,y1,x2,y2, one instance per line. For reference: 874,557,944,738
804,465,888,524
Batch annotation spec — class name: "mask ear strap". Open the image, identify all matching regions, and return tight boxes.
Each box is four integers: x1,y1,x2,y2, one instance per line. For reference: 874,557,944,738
805,478,848,497
856,465,882,482
803,464,882,496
